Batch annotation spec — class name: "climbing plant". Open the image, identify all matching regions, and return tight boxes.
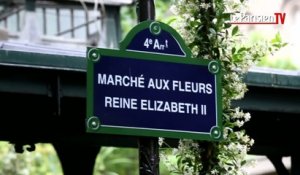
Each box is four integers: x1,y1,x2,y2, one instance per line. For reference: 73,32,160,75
160,0,285,174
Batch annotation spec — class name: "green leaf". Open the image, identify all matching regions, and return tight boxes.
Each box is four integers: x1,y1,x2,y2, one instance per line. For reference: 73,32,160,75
237,47,247,53
221,13,231,20
241,160,247,166
209,28,217,35
271,32,282,43
197,25,204,32
282,43,288,47
232,26,239,36
232,47,236,54
224,23,232,29
166,17,177,25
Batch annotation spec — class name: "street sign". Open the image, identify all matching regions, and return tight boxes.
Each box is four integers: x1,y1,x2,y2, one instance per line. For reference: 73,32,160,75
87,21,222,141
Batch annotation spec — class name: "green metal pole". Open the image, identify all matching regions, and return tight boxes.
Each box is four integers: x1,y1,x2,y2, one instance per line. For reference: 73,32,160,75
136,1,159,175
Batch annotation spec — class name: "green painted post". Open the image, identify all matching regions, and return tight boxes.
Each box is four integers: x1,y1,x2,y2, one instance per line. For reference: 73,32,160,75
136,1,160,175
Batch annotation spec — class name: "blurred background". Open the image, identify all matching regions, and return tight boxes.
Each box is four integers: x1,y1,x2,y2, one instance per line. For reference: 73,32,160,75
0,0,299,174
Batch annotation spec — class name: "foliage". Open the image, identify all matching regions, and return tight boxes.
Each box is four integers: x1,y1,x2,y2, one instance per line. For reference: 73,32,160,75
121,0,175,39
0,142,62,175
121,1,294,70
257,56,298,70
0,142,143,175
94,147,139,175
269,32,288,52
0,142,172,175
160,0,285,174
121,6,137,39
93,146,173,175
249,32,296,70
155,0,177,24
0,1,290,175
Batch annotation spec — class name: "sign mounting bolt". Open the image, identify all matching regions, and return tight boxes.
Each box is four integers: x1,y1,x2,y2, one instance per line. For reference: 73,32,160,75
210,126,222,140
87,116,100,130
88,48,100,62
208,61,220,74
150,22,161,35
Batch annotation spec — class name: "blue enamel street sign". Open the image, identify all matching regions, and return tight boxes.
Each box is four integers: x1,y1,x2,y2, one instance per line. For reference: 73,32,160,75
87,21,222,141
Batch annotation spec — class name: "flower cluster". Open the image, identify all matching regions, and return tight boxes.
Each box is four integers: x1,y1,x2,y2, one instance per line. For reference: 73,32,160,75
161,0,273,174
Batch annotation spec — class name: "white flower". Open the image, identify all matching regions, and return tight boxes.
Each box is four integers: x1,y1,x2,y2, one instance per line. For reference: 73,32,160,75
158,137,164,147
249,139,255,146
236,120,245,127
211,169,219,174
168,0,259,174
200,3,211,10
244,112,251,122
170,5,178,15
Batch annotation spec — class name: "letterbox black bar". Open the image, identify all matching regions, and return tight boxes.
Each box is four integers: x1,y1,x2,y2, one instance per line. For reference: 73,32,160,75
136,0,160,175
